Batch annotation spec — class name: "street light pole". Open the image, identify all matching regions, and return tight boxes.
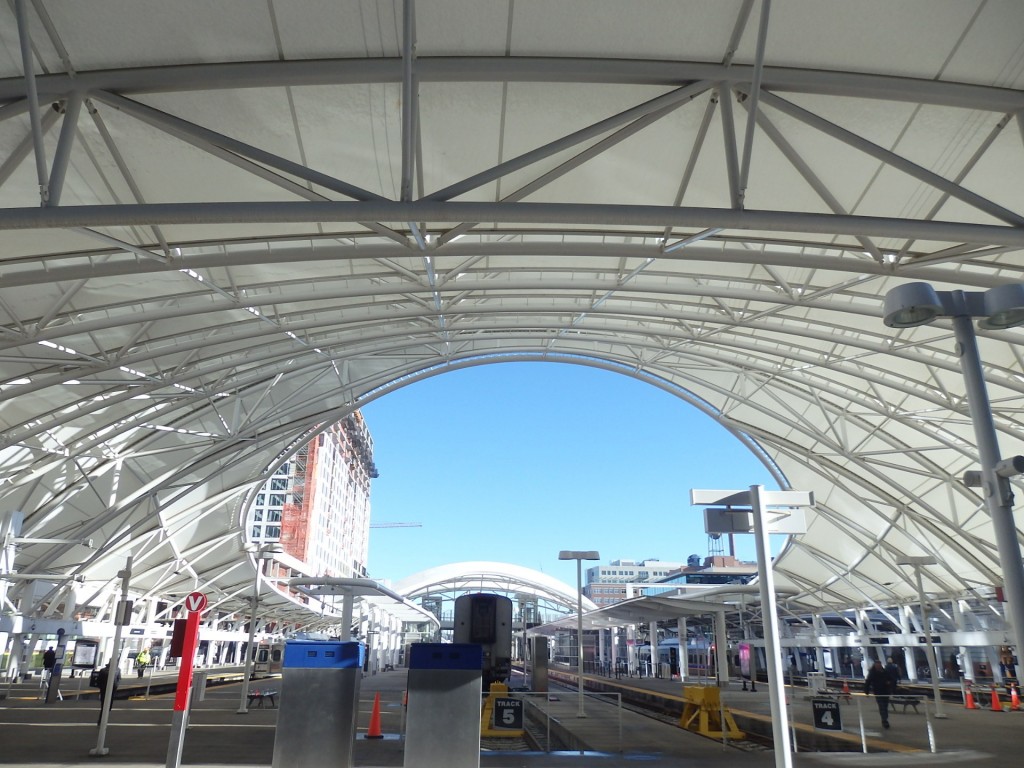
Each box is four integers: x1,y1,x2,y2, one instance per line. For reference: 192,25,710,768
575,558,583,709
884,283,1024,669
952,309,1024,662
898,556,945,718
237,543,281,714
559,550,599,718
236,570,261,714
749,486,794,768
91,555,131,757
692,486,811,768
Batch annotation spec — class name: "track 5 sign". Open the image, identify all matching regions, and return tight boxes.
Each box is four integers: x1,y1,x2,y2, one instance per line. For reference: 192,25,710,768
493,698,523,730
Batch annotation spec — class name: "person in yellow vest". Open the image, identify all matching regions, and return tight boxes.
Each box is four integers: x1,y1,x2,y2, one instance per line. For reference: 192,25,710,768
134,647,151,678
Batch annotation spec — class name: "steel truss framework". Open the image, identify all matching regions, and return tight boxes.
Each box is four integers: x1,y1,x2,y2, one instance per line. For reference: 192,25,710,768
1,1,1024,629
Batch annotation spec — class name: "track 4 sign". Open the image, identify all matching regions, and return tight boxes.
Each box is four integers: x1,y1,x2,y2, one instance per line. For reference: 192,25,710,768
811,698,842,731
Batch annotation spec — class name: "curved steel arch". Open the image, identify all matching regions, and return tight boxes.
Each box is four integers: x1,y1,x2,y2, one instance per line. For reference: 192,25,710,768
393,561,598,614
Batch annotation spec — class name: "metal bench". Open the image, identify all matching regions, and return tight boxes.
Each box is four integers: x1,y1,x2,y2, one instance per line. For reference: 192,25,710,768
889,694,922,713
247,689,278,708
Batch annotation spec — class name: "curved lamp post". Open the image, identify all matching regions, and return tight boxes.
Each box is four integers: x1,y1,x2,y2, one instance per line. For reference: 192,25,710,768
883,282,1024,675
558,550,599,717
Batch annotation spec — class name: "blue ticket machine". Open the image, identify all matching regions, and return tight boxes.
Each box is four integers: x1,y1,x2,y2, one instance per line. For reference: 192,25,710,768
404,643,483,768
271,640,364,768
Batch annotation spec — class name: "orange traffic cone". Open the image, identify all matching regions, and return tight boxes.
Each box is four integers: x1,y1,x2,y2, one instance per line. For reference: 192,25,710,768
1011,684,1020,712
365,692,384,738
990,685,1003,712
842,679,851,695
965,684,978,709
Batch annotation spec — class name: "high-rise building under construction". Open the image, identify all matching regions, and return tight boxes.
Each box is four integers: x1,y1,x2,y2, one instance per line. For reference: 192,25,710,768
248,412,378,579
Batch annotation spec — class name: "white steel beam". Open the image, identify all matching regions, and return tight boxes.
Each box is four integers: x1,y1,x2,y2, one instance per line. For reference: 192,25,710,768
1,58,1021,113
3,200,1024,246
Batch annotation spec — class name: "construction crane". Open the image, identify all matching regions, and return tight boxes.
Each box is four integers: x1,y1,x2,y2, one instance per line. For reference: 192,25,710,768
369,522,422,528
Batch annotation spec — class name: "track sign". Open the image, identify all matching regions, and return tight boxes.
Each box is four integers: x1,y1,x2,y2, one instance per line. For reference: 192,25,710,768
169,619,187,656
493,698,523,730
184,591,208,613
812,698,842,731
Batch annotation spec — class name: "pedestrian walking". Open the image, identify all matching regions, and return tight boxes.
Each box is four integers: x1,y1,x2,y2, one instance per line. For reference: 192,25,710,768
95,663,120,725
884,656,901,693
41,646,57,684
864,659,894,728
134,647,151,679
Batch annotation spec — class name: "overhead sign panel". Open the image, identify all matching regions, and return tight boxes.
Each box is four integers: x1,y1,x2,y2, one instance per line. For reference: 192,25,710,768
703,507,808,535
690,489,814,507
704,507,754,533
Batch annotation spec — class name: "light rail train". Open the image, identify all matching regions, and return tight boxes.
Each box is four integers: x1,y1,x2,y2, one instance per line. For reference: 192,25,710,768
252,641,284,675
453,593,513,685
637,638,724,678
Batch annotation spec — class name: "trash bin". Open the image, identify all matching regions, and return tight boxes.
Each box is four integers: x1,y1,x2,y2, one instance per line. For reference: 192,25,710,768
271,640,364,768
807,671,828,696
528,636,548,692
404,643,482,768
192,670,208,702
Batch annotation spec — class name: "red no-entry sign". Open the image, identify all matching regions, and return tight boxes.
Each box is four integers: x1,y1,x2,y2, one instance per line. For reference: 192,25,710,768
171,593,206,714
184,591,208,613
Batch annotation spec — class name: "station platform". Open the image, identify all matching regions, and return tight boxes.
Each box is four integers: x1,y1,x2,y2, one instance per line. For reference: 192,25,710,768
0,668,1018,767
569,671,1017,764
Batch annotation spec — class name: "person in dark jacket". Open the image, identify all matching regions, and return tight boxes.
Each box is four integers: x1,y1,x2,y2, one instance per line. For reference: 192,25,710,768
96,664,120,725
864,659,894,728
884,657,901,692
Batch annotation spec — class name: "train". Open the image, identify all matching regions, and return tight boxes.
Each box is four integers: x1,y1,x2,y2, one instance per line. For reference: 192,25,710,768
453,592,513,685
252,641,284,676
637,638,723,678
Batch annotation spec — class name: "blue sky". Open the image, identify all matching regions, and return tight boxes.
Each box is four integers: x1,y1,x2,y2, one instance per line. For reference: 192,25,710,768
361,362,779,590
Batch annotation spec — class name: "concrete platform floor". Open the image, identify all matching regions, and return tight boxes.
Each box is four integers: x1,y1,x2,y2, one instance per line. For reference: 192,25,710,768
0,669,1018,767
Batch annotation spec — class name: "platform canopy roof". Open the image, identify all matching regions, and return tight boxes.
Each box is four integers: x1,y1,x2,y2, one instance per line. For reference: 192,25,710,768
2,1,1024,627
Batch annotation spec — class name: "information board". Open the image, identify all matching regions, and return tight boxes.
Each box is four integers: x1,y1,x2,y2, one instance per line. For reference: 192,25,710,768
71,639,99,669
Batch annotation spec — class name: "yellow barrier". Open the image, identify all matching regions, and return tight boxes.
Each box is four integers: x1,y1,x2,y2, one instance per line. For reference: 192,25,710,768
679,685,744,740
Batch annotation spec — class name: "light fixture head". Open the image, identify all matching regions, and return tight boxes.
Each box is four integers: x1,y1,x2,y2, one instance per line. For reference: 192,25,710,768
882,283,945,328
979,283,1024,330
995,455,1024,478
962,470,983,487
559,550,600,560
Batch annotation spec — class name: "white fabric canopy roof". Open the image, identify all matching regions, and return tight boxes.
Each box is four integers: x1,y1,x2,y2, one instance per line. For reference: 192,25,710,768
2,1,1024,626
393,561,598,613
